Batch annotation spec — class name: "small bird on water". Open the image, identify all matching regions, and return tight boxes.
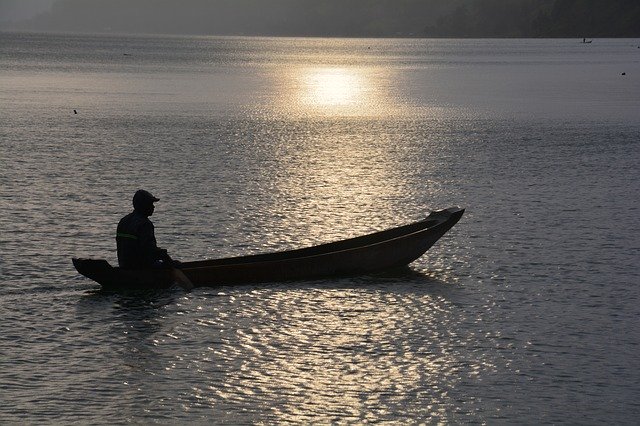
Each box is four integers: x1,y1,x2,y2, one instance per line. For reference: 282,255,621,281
73,109,77,114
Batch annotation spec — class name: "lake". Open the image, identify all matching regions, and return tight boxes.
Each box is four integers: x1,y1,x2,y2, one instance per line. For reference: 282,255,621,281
1,32,639,423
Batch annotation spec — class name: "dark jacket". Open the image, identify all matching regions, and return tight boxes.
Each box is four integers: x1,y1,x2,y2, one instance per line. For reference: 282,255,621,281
116,211,167,268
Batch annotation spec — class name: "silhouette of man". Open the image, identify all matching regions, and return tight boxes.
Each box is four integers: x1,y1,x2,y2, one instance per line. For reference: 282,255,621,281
116,189,174,269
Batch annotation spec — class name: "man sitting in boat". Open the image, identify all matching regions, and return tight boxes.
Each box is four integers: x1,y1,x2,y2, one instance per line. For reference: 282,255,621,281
116,189,175,269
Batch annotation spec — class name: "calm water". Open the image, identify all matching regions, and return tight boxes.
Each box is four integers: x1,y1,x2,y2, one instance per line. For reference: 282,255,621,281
1,33,639,423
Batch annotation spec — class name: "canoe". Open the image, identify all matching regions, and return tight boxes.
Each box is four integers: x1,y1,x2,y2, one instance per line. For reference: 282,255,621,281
73,207,464,290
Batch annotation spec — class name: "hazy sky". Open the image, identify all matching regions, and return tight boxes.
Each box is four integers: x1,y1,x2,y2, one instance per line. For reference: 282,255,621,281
0,0,450,36
0,0,56,21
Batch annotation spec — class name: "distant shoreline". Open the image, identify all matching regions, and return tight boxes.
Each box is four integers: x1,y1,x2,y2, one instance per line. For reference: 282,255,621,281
2,29,639,40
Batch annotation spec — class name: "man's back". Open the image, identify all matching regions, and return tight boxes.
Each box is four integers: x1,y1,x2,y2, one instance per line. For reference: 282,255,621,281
116,211,157,268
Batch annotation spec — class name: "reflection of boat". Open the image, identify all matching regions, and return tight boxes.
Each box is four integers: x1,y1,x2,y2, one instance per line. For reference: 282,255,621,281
73,207,464,290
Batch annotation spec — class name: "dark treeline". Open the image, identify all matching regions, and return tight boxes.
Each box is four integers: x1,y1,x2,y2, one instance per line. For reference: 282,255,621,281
7,0,640,37
426,0,640,37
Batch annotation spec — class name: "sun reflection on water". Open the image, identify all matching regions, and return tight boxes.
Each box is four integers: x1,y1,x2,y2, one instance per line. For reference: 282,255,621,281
249,67,413,247
278,66,397,118
302,68,364,108
197,287,491,423
262,134,407,248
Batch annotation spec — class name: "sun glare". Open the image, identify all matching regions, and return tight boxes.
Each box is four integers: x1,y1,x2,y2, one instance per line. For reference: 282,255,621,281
270,65,398,118
302,68,364,108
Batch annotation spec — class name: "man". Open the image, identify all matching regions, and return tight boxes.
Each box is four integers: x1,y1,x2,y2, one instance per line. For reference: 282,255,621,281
116,189,173,269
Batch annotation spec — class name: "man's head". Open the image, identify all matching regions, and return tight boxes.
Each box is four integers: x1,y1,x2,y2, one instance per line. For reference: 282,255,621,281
132,189,159,216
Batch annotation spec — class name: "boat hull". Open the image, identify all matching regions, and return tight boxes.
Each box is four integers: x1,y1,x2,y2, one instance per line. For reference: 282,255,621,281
73,207,464,290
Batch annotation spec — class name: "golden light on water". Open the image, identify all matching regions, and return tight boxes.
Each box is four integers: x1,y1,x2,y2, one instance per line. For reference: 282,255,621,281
302,68,364,108
205,289,482,423
282,66,396,117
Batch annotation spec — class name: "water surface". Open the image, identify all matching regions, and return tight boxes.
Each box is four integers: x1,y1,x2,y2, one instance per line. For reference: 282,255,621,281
1,33,639,423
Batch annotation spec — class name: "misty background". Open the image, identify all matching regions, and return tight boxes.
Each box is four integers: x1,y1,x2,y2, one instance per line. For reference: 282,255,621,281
1,0,639,37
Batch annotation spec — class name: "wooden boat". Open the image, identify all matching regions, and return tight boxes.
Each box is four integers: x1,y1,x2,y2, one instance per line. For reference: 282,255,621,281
73,207,464,290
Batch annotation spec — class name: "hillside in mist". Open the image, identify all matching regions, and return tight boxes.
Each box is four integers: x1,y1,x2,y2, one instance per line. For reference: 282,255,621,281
2,0,638,37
